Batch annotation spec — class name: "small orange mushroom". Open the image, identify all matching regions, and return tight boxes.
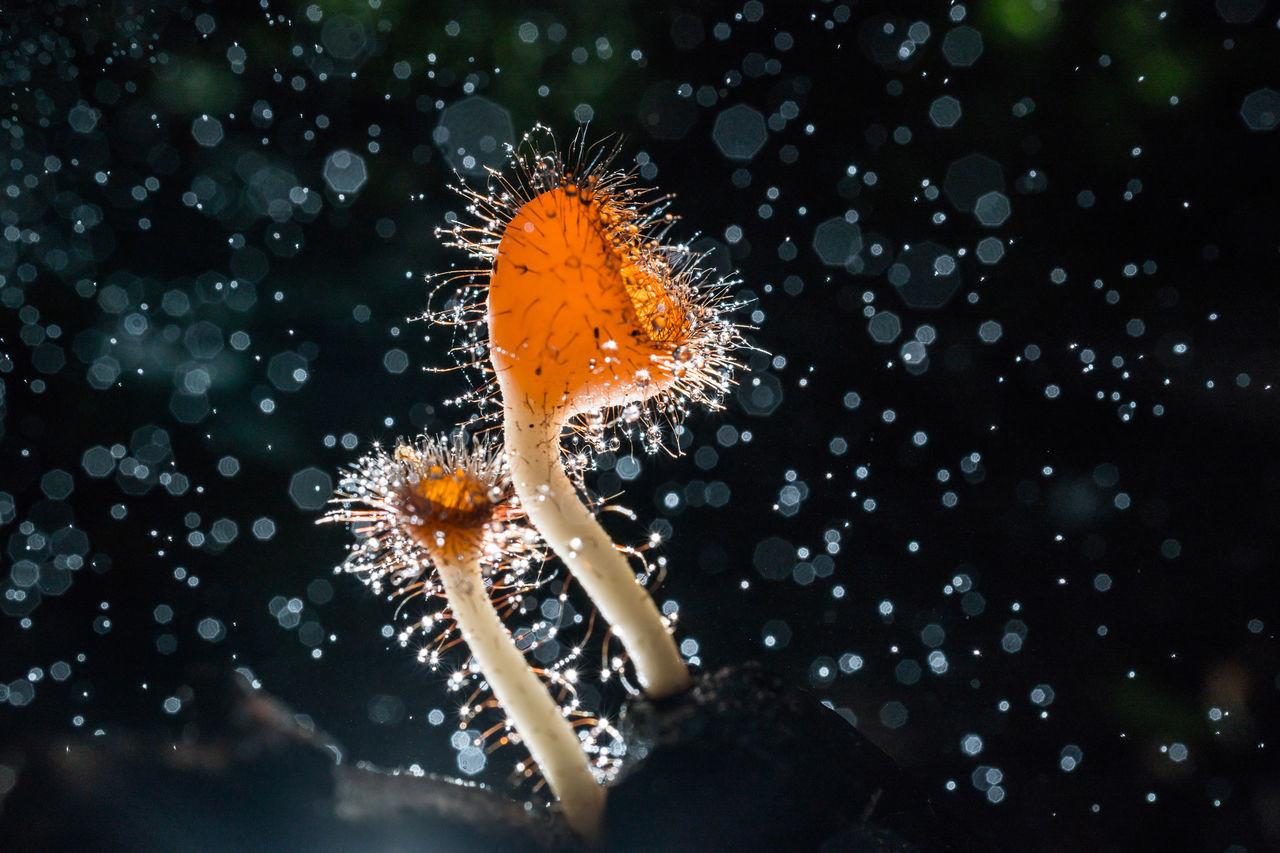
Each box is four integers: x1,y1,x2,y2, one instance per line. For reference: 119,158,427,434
441,128,744,699
321,434,606,839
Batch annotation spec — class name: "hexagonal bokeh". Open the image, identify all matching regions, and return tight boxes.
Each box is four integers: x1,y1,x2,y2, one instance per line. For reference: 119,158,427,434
1240,88,1279,132
928,95,962,128
941,26,984,67
288,467,333,512
190,115,224,148
943,153,1005,212
322,149,368,195
901,338,927,360
432,95,515,176
267,351,309,392
867,310,902,344
976,236,1006,265
811,217,863,267
637,80,698,141
712,104,768,162
184,321,224,359
81,446,115,478
320,14,368,61
40,469,73,500
888,241,962,310
383,348,409,374
973,191,1012,227
735,370,783,417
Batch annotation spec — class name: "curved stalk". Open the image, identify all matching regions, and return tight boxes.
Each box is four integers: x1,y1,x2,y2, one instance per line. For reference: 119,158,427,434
438,548,605,840
503,402,692,700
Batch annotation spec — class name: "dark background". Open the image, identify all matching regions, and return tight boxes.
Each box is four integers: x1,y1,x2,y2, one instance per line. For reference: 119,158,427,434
2,1,1277,850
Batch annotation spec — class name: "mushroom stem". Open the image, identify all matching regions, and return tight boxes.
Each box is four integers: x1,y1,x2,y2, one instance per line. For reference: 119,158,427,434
503,404,693,700
437,548,605,840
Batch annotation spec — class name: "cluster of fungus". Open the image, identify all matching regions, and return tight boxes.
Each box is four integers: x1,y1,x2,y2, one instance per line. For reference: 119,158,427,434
323,126,745,840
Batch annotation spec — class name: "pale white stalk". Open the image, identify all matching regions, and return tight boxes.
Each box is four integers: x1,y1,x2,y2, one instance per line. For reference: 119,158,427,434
437,550,604,839
503,402,692,700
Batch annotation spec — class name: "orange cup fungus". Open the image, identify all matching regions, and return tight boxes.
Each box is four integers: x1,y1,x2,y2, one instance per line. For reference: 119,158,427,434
321,435,606,839
489,184,692,419
440,127,746,700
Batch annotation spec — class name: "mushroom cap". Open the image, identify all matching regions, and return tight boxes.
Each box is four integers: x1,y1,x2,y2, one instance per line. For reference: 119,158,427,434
487,185,689,419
